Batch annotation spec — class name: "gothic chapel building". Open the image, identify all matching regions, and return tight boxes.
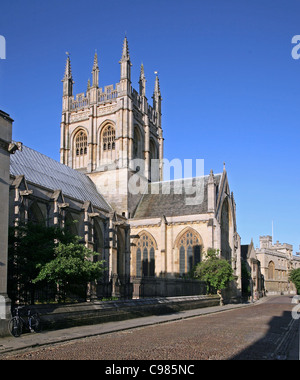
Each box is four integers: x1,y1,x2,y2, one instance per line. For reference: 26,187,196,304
9,38,242,300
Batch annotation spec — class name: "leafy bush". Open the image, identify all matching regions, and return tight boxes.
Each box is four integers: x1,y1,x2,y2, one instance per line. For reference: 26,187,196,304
33,239,104,291
193,248,234,302
289,268,300,294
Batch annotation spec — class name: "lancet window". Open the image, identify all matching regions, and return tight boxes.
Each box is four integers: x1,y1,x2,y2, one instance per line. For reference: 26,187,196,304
177,229,202,275
102,125,115,151
75,131,87,156
135,232,156,277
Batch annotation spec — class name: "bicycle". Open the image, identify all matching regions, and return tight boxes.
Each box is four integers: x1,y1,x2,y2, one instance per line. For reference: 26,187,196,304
8,306,41,338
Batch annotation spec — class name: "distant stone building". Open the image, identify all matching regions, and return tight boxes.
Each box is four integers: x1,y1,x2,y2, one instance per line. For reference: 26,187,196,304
256,236,300,295
241,240,263,300
242,236,300,297
7,38,242,302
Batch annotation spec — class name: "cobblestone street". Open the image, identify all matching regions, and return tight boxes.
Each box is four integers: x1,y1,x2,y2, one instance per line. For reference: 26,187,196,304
1,296,298,360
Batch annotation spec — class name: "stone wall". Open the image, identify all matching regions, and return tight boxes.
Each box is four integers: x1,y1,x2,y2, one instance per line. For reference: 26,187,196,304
131,277,207,298
26,295,220,331
0,110,13,337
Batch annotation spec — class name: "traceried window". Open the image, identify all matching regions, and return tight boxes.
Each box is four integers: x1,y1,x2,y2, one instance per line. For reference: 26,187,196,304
135,233,156,277
75,131,87,156
73,130,88,169
177,229,202,276
102,125,115,151
99,124,116,166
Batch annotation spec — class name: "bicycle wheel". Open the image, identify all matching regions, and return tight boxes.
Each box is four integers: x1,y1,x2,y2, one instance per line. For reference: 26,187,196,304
8,317,23,337
30,313,41,332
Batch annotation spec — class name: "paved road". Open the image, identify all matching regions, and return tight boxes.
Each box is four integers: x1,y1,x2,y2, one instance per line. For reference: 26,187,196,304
0,295,298,360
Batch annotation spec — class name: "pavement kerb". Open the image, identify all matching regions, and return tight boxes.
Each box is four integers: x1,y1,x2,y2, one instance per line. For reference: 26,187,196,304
0,297,268,357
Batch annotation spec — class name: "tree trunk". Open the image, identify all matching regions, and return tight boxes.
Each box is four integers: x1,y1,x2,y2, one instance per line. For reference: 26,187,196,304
217,289,224,306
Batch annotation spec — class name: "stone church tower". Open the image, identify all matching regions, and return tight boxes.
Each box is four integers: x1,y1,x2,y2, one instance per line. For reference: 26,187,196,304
60,38,163,218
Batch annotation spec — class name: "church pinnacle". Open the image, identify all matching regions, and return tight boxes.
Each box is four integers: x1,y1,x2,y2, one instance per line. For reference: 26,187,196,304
93,50,99,69
153,72,161,118
119,37,132,92
92,51,99,88
63,54,72,80
62,53,74,97
154,72,161,96
120,36,130,62
139,63,146,97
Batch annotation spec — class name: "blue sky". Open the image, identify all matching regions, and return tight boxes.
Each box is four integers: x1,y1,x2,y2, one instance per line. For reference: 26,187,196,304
0,0,299,253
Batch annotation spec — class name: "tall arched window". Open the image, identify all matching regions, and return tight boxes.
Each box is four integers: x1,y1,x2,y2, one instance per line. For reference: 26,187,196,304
75,131,87,156
73,130,88,169
135,232,156,277
100,124,116,166
177,229,202,276
268,261,275,280
102,125,115,151
149,139,159,181
133,126,143,159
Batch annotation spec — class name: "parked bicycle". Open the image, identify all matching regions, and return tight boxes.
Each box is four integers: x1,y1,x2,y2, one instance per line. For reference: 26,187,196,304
8,306,41,337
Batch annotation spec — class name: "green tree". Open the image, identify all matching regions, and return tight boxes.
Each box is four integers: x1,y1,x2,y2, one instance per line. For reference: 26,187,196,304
33,239,105,302
193,248,234,305
289,268,300,294
8,222,78,304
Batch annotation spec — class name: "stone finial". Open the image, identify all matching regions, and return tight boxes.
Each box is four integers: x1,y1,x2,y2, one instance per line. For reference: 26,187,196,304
139,63,145,80
93,51,99,70
207,169,216,213
63,54,72,80
62,53,74,97
92,51,99,88
139,63,146,97
208,169,215,184
120,36,130,62
154,72,161,95
119,37,132,83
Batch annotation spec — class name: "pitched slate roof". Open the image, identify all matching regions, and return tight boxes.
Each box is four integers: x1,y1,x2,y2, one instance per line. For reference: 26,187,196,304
133,174,222,219
10,145,111,212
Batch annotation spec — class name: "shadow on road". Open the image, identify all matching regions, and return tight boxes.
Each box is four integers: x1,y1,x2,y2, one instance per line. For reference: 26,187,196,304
230,297,299,360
